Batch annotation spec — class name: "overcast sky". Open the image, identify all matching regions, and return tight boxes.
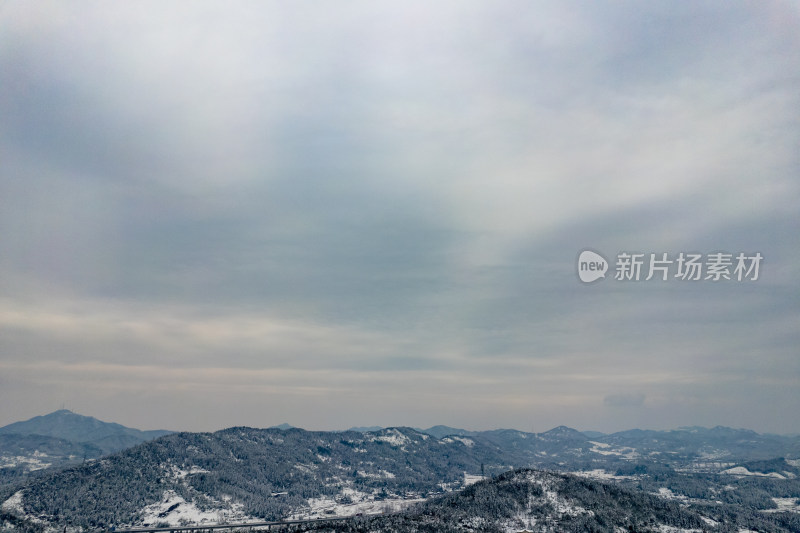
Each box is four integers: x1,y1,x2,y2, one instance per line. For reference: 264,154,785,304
1,1,798,434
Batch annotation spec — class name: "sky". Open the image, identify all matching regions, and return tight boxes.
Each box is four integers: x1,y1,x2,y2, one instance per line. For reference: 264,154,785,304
0,1,798,435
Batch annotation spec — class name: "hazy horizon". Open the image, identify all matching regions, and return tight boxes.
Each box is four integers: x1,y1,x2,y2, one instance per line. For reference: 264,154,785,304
5,407,800,438
1,2,798,434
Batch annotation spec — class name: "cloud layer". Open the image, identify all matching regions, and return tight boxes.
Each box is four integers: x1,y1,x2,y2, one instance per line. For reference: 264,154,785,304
1,1,798,433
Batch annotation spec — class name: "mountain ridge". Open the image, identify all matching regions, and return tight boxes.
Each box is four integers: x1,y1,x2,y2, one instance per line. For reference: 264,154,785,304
0,410,173,483
2,422,799,531
0,410,171,445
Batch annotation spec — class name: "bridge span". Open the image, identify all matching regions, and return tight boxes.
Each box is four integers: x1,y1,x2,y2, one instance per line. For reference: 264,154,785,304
106,514,361,533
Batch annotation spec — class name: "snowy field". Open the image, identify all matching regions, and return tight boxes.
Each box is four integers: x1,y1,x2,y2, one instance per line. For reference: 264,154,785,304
0,452,54,471
139,491,250,527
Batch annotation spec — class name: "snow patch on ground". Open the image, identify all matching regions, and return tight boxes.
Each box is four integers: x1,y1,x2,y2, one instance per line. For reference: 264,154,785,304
0,490,48,527
762,497,800,513
139,491,247,527
294,463,317,474
573,469,633,481
698,449,729,460
167,464,210,480
588,442,638,459
542,488,590,517
657,526,702,533
656,488,687,501
0,454,52,471
372,429,410,447
290,494,424,520
722,466,785,478
464,473,484,485
1,491,24,515
356,469,396,479
722,466,753,475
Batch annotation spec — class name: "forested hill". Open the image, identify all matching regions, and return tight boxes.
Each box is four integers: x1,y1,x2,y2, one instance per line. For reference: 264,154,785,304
2,424,800,532
0,427,504,530
295,469,800,533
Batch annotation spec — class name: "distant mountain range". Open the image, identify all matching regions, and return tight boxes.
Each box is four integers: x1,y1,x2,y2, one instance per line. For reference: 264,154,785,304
268,423,295,430
1,413,799,531
0,410,171,450
416,425,478,439
347,426,384,433
0,410,171,483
